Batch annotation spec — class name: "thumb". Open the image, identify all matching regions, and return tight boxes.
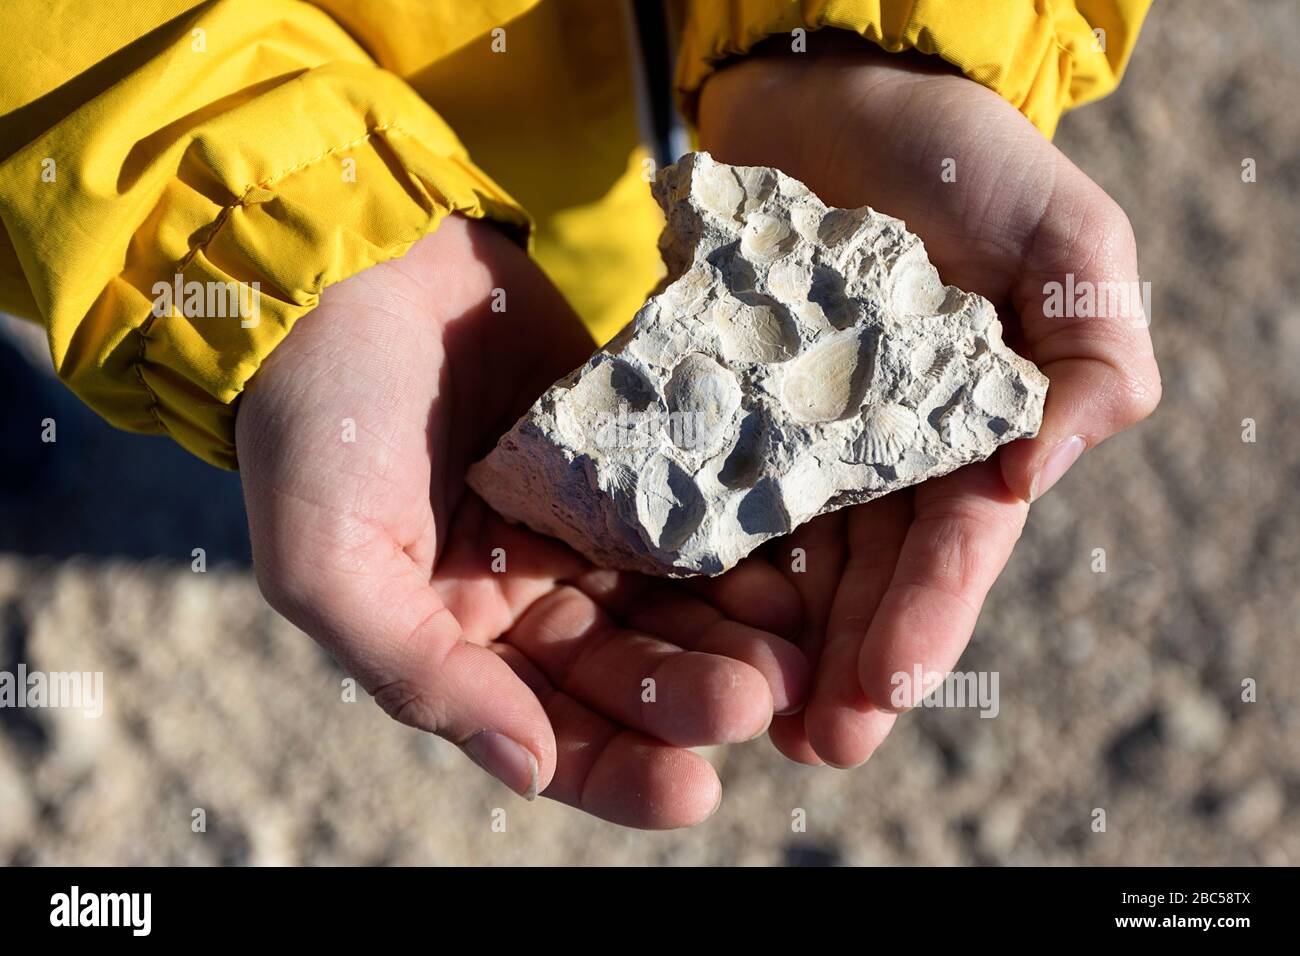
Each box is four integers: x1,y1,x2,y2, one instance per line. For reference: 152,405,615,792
1000,181,1162,502
363,587,557,800
248,532,556,799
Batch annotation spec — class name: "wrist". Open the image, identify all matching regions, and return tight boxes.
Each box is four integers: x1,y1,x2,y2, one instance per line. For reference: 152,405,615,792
697,32,964,172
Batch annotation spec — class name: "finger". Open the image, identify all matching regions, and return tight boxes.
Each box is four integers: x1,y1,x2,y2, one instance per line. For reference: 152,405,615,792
435,496,588,646
493,645,721,829
685,555,804,639
767,714,824,766
623,591,809,715
858,460,1027,712
569,572,809,713
774,511,848,671
505,585,774,746
766,513,846,764
805,494,910,767
1002,174,1162,502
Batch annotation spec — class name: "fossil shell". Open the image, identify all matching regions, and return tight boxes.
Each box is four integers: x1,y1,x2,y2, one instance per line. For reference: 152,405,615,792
889,244,947,316
693,163,744,222
782,328,874,423
849,403,919,464
635,454,704,552
663,353,741,453
601,461,638,499
766,258,808,303
818,208,869,247
663,264,716,313
912,345,957,382
789,201,825,243
555,357,657,447
712,297,799,364
740,213,795,262
973,369,1026,419
733,166,777,214
935,406,956,445
565,357,655,414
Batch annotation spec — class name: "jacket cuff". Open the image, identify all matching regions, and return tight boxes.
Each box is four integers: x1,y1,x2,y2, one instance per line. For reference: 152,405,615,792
675,0,1151,138
5,62,528,470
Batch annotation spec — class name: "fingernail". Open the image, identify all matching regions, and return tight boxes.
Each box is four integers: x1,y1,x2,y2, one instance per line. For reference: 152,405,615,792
1030,435,1085,502
463,732,538,800
746,705,776,741
707,786,724,820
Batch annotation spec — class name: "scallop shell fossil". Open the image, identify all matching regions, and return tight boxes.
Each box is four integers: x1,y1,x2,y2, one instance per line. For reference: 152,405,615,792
849,404,919,465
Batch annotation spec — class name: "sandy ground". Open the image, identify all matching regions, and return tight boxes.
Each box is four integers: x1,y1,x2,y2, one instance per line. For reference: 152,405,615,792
1,2,1297,865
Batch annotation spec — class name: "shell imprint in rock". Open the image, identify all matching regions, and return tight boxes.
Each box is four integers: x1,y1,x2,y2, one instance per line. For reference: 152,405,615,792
467,152,1049,576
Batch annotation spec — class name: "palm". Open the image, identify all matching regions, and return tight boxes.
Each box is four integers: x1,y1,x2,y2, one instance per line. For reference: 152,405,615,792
238,217,806,827
700,44,1152,766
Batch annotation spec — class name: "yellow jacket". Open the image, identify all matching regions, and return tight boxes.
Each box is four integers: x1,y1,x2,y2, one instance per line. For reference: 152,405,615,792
0,0,1150,468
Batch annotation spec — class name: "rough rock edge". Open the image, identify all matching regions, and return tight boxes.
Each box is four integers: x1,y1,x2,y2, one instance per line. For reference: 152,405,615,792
468,152,1048,576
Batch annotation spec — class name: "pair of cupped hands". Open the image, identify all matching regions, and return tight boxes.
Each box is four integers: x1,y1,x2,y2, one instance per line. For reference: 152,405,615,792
236,41,1160,828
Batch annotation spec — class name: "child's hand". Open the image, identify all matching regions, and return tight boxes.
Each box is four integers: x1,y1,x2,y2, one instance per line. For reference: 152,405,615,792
236,216,806,828
699,38,1161,767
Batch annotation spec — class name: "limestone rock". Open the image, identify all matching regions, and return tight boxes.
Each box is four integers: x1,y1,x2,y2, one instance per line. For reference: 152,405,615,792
467,152,1048,576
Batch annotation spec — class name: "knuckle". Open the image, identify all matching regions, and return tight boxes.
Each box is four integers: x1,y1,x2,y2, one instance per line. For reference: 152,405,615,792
1030,176,1136,276
371,677,444,734
1117,364,1163,424
1091,197,1138,260
902,510,988,605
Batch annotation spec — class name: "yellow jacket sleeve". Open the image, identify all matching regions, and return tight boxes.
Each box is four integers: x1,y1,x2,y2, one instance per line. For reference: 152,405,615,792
0,0,529,469
675,0,1153,138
